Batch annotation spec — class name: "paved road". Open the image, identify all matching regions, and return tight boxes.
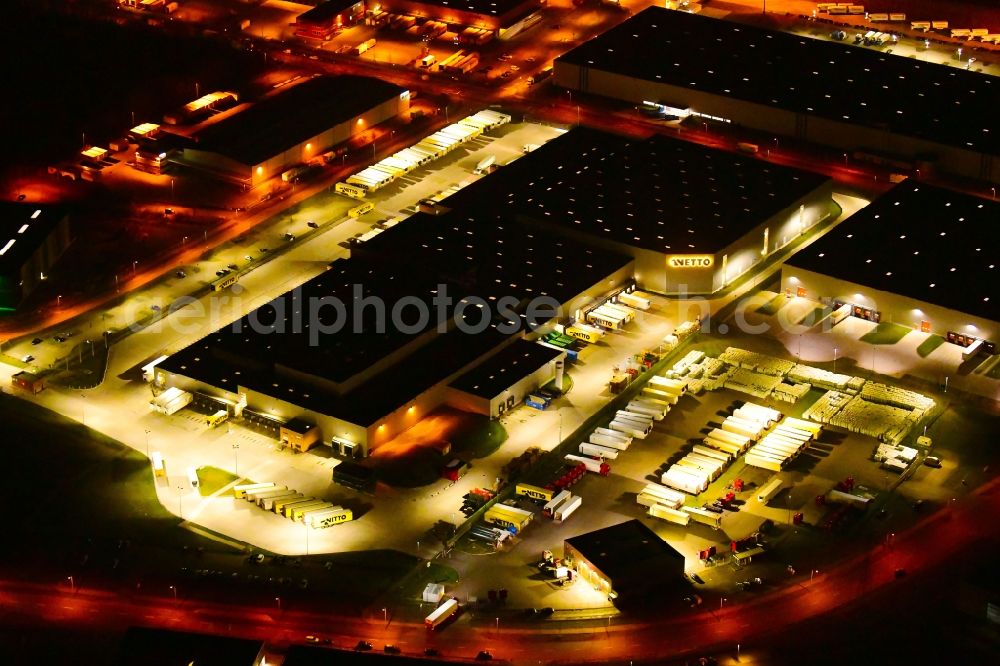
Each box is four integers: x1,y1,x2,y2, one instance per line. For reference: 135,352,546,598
3,473,995,664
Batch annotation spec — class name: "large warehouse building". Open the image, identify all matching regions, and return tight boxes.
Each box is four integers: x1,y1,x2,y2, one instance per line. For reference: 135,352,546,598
782,182,998,351
0,203,73,311
439,127,835,295
182,75,409,188
564,520,685,604
156,210,629,457
554,7,998,183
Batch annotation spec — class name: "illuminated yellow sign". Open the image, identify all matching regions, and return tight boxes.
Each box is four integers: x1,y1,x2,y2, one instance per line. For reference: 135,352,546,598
667,255,715,269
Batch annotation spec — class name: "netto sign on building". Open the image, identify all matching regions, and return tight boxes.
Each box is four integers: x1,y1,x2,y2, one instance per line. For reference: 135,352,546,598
667,255,714,269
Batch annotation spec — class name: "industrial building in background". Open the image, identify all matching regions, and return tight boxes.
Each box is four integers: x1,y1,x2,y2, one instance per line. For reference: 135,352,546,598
783,181,999,350
439,127,835,295
371,0,544,36
180,75,409,188
0,203,72,311
293,0,366,40
555,7,998,183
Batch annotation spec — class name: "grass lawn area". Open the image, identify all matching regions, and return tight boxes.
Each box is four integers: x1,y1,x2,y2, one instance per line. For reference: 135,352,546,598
985,357,1000,380
860,322,912,345
0,394,440,613
542,372,574,394
798,305,831,327
916,335,946,358
756,294,787,316
196,466,243,496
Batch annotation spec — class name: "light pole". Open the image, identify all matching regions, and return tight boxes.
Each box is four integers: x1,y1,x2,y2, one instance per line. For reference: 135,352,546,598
833,347,838,374
170,585,177,600
57,294,62,308
275,596,282,611
67,576,75,592
80,394,86,426
132,260,138,276
144,429,151,458
495,617,499,635
177,486,184,518
720,597,727,610
232,443,240,476
811,569,819,582
383,607,388,625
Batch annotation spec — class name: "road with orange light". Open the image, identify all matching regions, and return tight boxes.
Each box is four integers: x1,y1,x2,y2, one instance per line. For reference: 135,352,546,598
2,475,996,663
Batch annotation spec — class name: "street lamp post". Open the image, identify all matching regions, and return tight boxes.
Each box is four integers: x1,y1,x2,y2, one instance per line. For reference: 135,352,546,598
177,486,184,518
67,576,75,592
275,597,282,611
720,597,727,610
232,443,240,476
57,294,62,308
833,347,838,374
132,260,138,276
144,429,151,458
170,585,177,600
811,569,819,582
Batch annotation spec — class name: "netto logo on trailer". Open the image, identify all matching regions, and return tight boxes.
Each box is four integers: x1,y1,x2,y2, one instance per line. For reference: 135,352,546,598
316,511,351,527
667,255,714,269
516,484,552,501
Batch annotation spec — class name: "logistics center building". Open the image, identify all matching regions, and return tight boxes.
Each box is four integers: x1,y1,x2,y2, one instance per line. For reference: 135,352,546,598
182,75,409,188
0,203,73,311
782,182,999,353
554,7,998,183
156,210,632,457
439,127,834,295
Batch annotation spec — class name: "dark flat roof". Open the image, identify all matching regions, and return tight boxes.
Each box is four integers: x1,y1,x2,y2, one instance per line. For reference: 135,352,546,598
388,0,539,20
285,644,445,665
557,7,997,155
159,212,630,426
566,520,684,588
0,202,66,275
353,209,634,304
440,127,830,254
787,182,1000,323
450,339,562,399
192,75,404,166
112,628,262,666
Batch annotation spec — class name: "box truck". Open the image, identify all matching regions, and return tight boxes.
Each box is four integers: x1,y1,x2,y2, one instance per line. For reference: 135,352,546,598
627,401,665,420
425,598,459,630
554,495,582,522
683,506,723,529
609,419,649,439
649,503,690,525
594,427,631,446
259,491,301,511
542,490,572,518
757,477,785,503
281,498,327,518
233,482,274,499
565,454,610,476
307,507,353,528
579,442,619,460
516,483,554,502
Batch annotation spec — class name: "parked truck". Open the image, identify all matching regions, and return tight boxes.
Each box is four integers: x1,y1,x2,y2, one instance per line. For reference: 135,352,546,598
554,495,582,522
649,503,690,525
542,490,572,518
756,477,785,503
149,387,192,415
425,597,460,630
516,483,554,502
683,506,723,529
233,482,274,499
579,442,619,460
307,507,354,528
565,454,610,476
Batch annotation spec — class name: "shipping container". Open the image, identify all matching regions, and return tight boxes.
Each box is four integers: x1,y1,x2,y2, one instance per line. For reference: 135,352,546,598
554,495,582,522
757,477,785,503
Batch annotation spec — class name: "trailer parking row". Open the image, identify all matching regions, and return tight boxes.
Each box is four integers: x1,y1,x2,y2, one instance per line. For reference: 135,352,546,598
233,482,353,529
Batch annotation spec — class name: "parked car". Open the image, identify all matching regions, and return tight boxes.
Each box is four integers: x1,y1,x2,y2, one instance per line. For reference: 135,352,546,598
924,456,942,468
31,337,43,345
175,270,187,278
284,233,295,241
355,641,372,651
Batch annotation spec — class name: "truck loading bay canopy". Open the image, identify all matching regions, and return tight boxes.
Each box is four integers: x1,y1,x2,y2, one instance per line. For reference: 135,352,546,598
557,7,997,155
786,182,1000,323
440,126,830,254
